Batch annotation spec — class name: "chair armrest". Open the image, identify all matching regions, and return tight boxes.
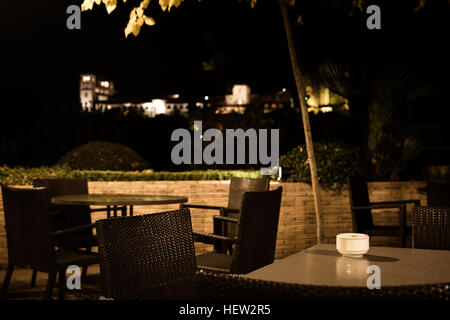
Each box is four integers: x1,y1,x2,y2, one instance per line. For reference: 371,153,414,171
370,200,420,206
180,204,226,211
193,231,238,245
51,223,96,237
214,215,239,224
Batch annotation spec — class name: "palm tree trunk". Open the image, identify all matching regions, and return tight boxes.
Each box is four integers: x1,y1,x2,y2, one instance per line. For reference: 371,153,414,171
279,0,324,243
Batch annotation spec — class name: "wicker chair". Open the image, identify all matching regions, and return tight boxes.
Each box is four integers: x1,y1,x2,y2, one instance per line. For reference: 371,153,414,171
195,271,450,301
1,185,98,300
95,208,197,300
348,176,420,247
412,206,450,250
181,176,270,253
195,187,282,274
32,178,112,284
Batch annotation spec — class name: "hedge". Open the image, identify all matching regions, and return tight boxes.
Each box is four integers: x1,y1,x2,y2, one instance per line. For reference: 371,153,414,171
0,165,262,186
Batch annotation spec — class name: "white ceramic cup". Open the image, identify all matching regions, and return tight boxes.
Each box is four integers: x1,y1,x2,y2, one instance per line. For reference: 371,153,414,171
336,233,369,257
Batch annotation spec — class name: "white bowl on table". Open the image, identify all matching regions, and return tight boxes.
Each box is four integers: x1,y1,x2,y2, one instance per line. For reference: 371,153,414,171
336,233,369,257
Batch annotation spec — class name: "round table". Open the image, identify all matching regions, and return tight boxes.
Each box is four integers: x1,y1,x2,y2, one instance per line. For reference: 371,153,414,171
52,194,188,217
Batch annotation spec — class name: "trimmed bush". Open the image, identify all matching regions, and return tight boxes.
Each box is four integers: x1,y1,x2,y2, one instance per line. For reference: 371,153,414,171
0,165,261,185
58,141,150,171
280,141,361,190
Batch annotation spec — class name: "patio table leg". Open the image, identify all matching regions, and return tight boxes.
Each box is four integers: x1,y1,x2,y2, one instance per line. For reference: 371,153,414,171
107,205,111,218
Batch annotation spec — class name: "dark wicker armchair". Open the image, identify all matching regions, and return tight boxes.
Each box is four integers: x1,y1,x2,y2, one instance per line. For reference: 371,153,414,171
194,187,282,274
195,271,450,301
348,176,420,247
412,206,450,250
1,185,98,300
95,208,197,300
32,178,112,283
181,176,270,253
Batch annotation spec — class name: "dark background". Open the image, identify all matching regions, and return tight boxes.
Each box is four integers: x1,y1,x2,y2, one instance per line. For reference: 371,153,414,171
0,0,448,172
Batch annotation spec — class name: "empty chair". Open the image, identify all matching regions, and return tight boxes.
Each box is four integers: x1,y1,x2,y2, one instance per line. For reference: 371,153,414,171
181,176,270,253
32,178,109,284
412,206,450,250
1,185,98,300
348,176,420,247
95,208,197,300
195,187,283,274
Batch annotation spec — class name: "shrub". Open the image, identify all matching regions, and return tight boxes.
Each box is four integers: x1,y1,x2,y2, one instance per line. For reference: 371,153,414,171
280,141,361,190
58,141,150,171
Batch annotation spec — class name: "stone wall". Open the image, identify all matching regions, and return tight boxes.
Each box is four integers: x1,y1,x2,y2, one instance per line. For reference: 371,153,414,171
0,180,427,267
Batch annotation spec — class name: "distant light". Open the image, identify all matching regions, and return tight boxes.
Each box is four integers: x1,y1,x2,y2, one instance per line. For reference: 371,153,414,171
170,94,180,99
82,76,91,82
107,105,112,110
321,106,333,113
151,99,166,114
101,81,110,88
204,96,209,101
282,88,287,92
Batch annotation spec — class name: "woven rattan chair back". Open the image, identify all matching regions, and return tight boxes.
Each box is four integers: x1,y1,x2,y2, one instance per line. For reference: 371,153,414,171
1,185,55,272
227,177,270,209
195,271,450,300
412,206,450,250
348,176,374,231
95,208,197,300
230,187,282,274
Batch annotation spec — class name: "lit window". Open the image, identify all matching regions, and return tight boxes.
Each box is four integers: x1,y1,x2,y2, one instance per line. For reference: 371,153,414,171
101,81,110,88
82,76,91,82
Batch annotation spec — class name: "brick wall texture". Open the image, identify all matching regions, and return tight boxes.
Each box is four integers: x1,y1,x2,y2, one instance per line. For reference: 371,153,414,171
0,180,427,267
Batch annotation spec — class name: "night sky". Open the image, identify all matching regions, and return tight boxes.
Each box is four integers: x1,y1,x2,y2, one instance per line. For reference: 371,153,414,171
0,0,448,115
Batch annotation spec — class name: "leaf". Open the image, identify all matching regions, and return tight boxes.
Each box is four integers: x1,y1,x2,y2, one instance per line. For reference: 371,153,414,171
159,0,183,12
103,0,117,14
125,20,142,38
144,16,156,26
81,0,95,11
140,0,151,9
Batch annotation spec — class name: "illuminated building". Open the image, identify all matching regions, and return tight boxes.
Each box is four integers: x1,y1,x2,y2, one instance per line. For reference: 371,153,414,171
80,74,115,112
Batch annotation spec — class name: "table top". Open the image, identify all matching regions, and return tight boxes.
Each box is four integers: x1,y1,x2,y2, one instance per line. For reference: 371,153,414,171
51,194,188,206
246,243,450,287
